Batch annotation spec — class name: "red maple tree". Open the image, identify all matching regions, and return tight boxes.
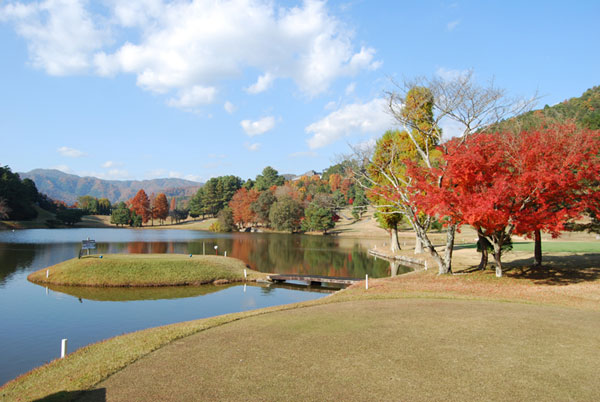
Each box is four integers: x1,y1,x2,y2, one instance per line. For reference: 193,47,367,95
412,123,600,276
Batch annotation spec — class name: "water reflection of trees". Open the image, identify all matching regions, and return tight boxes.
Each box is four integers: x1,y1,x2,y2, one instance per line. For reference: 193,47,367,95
0,243,35,285
1,234,406,285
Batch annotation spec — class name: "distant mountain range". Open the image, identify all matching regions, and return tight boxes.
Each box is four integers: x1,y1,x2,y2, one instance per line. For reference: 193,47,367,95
19,169,202,204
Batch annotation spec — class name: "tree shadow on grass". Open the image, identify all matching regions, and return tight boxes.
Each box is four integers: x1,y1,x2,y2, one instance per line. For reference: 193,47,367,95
33,388,105,402
502,254,600,286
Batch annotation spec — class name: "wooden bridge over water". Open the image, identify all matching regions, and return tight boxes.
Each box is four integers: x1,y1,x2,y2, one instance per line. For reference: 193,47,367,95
267,274,361,287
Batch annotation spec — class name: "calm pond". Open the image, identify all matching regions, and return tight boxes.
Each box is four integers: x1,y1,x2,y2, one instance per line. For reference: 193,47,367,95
0,228,410,385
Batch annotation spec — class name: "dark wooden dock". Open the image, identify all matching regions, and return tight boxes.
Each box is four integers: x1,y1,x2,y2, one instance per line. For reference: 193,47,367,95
267,274,360,286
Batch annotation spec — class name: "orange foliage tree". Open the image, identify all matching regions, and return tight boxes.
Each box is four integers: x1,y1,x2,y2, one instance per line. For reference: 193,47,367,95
130,189,150,224
229,188,260,228
153,193,169,224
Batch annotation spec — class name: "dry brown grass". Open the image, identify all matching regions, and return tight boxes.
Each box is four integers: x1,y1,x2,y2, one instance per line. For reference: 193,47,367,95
82,298,600,402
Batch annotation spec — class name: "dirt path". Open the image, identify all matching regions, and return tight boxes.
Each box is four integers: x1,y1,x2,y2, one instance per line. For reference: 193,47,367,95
79,299,600,402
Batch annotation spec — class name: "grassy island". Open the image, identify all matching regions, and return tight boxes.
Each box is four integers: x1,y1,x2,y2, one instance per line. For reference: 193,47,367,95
27,254,266,287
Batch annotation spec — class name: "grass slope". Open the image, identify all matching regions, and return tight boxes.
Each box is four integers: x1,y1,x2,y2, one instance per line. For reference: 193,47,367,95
4,260,600,401
87,299,600,402
27,254,265,287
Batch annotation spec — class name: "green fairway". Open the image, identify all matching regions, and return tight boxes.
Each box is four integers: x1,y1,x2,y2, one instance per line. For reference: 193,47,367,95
456,241,600,253
27,254,265,287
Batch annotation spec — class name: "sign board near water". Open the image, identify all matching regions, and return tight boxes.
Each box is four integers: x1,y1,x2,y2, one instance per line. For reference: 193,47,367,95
82,240,96,250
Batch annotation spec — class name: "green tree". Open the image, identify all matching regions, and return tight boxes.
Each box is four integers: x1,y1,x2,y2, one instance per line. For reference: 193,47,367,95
251,191,277,226
188,193,203,219
98,198,111,215
77,195,98,215
351,188,368,220
269,196,304,233
302,201,335,233
110,202,131,226
255,166,284,191
55,208,84,226
0,165,38,220
217,206,235,232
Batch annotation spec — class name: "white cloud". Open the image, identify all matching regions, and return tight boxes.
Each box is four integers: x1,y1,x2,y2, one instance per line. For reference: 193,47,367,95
345,82,356,95
240,116,275,136
3,0,380,107
104,169,130,179
0,0,108,75
439,116,465,140
101,160,124,168
57,146,86,157
224,101,236,114
353,138,377,153
436,67,469,81
80,169,131,180
447,19,460,31
167,85,217,108
324,100,338,110
244,142,261,152
52,164,71,173
246,72,275,94
306,98,393,149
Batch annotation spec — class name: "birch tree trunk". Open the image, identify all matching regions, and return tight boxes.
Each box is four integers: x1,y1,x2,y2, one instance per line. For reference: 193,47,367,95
443,225,456,273
390,227,400,253
414,234,423,254
492,240,503,277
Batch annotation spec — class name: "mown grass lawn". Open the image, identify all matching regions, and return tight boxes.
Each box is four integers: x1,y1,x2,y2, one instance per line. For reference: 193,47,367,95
456,241,600,253
83,298,600,402
27,254,265,287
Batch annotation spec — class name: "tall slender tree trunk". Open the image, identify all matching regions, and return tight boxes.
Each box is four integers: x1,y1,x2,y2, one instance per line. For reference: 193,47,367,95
390,260,400,276
492,237,503,277
477,233,489,270
414,234,423,254
390,227,400,253
443,225,456,273
534,229,542,267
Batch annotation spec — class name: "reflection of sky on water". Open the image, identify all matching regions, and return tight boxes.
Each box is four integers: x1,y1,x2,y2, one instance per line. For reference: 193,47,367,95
0,228,409,385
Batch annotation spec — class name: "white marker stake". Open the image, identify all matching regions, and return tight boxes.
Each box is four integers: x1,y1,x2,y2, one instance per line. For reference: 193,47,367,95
46,269,49,278
365,274,369,290
244,269,247,280
203,242,205,255
61,339,68,358
224,251,227,257
425,262,428,271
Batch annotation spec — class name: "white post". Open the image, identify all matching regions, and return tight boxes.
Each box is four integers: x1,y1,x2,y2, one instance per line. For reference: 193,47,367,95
46,269,49,278
244,269,247,280
203,242,205,255
224,251,227,257
425,262,428,270
61,338,68,358
365,274,369,290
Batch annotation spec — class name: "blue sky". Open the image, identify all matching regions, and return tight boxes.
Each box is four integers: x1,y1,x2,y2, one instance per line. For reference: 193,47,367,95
1,0,598,183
